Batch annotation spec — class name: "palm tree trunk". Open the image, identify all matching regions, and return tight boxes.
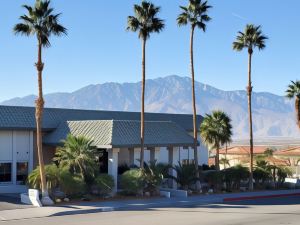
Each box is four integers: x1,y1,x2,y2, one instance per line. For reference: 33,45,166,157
216,145,220,171
247,49,254,191
295,97,300,129
35,38,52,205
140,38,146,169
190,26,200,184
224,143,228,169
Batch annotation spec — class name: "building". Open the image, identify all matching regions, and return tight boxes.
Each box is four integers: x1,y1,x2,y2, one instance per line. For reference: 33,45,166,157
217,146,267,169
0,105,208,193
216,145,290,170
274,146,300,176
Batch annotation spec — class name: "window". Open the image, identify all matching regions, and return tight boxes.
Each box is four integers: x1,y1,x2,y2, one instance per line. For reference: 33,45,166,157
0,163,12,183
17,162,28,185
182,159,195,165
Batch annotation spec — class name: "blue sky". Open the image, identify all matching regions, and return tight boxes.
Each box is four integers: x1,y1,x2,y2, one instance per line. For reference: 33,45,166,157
0,0,299,102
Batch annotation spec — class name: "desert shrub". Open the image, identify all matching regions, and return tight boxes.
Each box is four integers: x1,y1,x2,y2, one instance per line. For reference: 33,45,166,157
203,170,223,191
27,164,60,194
94,174,115,196
59,168,87,196
169,163,198,190
142,161,168,194
120,169,144,195
253,167,271,188
225,165,249,190
277,166,292,185
199,164,216,172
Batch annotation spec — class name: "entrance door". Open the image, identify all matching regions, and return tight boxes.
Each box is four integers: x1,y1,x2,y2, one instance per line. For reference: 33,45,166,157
98,149,108,173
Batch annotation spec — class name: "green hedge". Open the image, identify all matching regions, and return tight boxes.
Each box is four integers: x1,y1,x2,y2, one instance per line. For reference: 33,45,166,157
120,169,144,195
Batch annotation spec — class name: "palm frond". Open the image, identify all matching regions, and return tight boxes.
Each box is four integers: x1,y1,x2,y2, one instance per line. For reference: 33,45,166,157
127,1,165,40
177,0,212,31
14,0,67,47
233,24,268,52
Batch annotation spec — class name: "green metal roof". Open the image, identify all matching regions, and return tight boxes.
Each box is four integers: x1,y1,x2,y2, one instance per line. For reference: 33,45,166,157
44,120,196,148
0,105,202,131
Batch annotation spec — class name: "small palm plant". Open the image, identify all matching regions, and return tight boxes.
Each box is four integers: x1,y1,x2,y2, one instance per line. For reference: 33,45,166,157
233,24,267,190
168,163,198,190
54,135,98,182
286,80,300,129
220,158,230,169
14,0,67,205
177,0,212,176
127,1,165,169
142,161,167,195
200,110,232,170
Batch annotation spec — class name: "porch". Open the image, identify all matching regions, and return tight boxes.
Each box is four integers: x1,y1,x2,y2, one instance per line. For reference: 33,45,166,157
44,119,199,192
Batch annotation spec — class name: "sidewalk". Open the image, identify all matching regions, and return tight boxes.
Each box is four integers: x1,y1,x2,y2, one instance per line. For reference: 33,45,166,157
1,189,299,221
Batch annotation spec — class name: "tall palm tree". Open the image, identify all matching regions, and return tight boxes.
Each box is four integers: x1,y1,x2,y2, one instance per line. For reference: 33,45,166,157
177,0,211,175
127,1,164,168
14,0,67,205
286,80,300,128
233,24,267,190
200,110,232,170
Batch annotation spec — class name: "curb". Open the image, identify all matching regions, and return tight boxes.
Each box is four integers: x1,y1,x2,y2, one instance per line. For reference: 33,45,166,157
223,192,300,202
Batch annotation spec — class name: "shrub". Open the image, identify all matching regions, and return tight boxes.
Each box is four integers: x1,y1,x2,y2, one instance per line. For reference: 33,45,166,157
169,163,198,190
223,165,249,191
203,170,223,191
27,164,60,194
277,166,292,185
59,168,87,196
253,167,271,188
94,174,115,196
120,169,144,195
142,161,167,194
54,134,98,183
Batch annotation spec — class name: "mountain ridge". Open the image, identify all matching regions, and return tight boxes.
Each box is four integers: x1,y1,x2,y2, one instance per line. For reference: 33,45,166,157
1,75,297,138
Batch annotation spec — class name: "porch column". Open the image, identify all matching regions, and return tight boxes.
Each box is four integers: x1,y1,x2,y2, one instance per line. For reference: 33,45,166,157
150,147,160,162
168,146,179,189
129,148,140,167
108,148,119,193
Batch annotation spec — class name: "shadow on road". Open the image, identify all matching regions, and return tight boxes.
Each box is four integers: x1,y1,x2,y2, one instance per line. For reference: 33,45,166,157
49,196,300,218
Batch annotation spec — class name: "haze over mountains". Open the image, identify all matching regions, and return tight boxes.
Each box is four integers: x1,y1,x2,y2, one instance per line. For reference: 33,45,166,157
1,75,298,139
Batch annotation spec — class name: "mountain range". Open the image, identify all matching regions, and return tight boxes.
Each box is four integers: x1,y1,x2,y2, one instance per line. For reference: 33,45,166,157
1,75,298,139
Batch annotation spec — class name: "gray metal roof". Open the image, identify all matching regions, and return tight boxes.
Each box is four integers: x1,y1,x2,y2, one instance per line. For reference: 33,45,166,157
44,120,196,148
0,105,202,131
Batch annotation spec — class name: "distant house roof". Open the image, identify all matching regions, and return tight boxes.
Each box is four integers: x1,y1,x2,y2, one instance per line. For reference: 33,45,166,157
265,156,290,166
219,146,267,155
274,146,300,157
0,105,202,132
44,120,196,148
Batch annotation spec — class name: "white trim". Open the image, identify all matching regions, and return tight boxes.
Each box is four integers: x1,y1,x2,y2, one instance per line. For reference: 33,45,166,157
29,131,34,172
12,131,17,185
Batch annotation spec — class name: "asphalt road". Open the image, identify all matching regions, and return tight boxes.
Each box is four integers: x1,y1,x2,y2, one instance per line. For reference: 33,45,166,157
2,196,300,225
0,194,31,211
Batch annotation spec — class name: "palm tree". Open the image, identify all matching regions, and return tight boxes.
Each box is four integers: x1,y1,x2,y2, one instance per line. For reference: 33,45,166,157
14,0,67,205
286,80,300,128
200,110,232,170
127,1,164,168
220,158,230,169
177,0,212,175
54,135,98,181
233,24,267,190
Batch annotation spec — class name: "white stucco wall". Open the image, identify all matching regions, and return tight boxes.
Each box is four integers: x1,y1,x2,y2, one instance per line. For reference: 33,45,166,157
0,130,33,193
